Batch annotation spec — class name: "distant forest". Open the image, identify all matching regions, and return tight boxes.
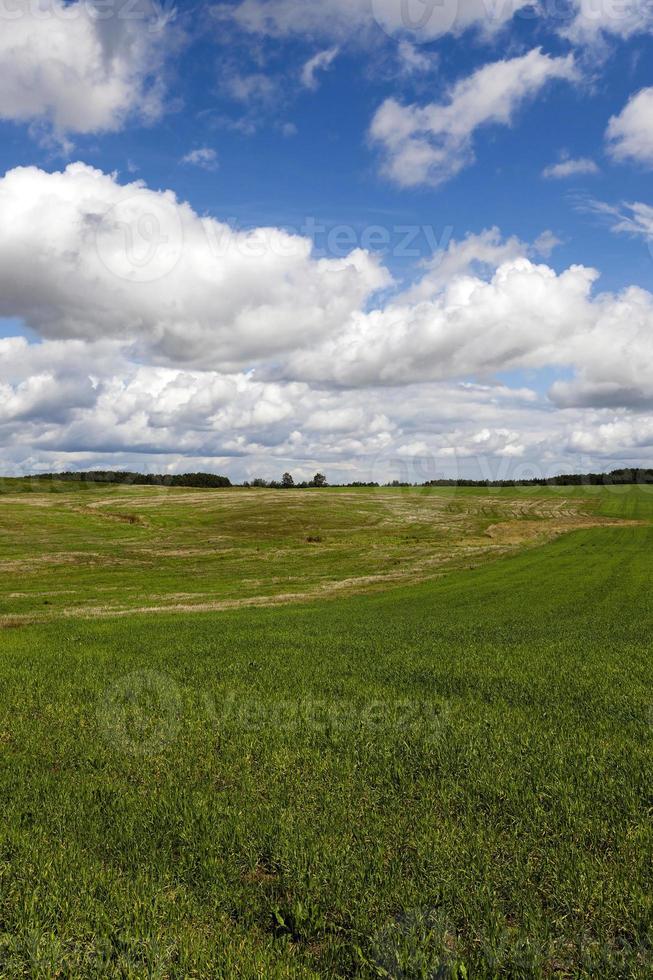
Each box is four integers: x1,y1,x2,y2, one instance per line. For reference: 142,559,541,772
20,467,653,489
36,471,233,488
422,468,653,487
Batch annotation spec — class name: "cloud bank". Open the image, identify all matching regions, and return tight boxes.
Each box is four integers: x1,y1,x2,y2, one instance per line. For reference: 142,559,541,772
3,165,653,477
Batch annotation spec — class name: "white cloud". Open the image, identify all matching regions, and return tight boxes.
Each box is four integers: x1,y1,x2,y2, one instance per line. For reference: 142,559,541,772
276,226,653,412
0,162,388,369
585,198,653,241
0,337,401,473
396,41,436,74
225,71,280,104
214,69,285,132
396,440,429,456
283,256,598,386
568,415,653,455
0,0,170,141
181,148,219,170
542,156,599,178
533,230,563,257
4,164,653,413
564,0,653,43
454,427,526,458
301,47,339,90
2,165,653,477
606,88,653,166
399,227,539,303
3,333,653,479
0,337,111,425
369,49,578,187
612,201,653,238
212,0,526,43
549,284,653,409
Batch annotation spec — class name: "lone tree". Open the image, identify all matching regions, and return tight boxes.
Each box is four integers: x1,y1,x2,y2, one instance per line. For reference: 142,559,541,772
282,472,295,488
311,473,327,487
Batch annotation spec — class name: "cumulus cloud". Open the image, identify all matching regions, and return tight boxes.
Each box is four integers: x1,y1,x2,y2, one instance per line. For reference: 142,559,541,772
2,164,653,477
0,337,402,474
301,47,339,89
606,88,653,166
0,0,170,141
542,156,599,178
0,336,581,480
212,0,526,43
450,427,526,458
274,221,653,413
3,331,653,479
4,164,653,412
369,49,578,187
0,338,102,425
568,415,653,455
283,257,598,386
0,162,388,369
549,285,653,409
399,227,549,302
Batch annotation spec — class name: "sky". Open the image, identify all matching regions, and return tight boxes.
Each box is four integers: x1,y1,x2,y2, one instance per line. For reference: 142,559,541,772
1,0,653,483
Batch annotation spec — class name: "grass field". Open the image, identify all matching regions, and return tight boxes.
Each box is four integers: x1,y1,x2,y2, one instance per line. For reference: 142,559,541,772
0,483,652,977
0,480,637,623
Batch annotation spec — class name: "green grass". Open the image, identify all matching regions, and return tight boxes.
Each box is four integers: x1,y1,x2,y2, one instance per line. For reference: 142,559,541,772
0,485,652,976
0,482,635,621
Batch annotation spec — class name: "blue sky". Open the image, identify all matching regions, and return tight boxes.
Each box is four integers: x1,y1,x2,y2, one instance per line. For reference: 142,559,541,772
1,0,653,481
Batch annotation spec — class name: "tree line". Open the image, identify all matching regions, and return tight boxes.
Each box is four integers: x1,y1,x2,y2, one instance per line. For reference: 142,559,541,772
35,471,232,488
244,473,328,489
421,469,653,487
15,467,653,490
